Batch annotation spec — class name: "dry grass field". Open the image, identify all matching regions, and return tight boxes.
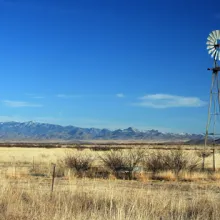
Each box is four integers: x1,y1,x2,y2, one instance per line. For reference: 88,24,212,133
2,177,220,220
0,144,220,219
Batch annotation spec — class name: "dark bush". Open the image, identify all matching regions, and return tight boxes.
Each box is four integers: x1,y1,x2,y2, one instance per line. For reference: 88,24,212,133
100,149,145,179
64,151,94,177
143,151,167,175
163,149,201,178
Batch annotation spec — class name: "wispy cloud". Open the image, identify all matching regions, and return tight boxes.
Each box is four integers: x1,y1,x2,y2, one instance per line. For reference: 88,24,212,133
116,93,125,98
135,94,206,108
3,100,43,108
56,94,82,99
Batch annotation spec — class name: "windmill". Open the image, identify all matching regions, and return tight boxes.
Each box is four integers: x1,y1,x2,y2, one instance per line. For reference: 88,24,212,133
205,30,220,171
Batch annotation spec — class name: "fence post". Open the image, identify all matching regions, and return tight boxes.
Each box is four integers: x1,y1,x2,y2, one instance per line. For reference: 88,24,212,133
51,164,56,198
202,154,205,171
213,149,216,172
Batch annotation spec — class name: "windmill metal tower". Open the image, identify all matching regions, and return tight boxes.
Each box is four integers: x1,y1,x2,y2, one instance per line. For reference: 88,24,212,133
205,30,220,170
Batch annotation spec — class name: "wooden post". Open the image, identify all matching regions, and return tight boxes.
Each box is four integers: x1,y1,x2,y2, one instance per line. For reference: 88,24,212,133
213,149,216,172
51,164,56,197
202,154,205,171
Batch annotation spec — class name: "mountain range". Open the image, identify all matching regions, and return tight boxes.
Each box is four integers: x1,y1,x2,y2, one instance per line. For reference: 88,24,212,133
0,121,204,142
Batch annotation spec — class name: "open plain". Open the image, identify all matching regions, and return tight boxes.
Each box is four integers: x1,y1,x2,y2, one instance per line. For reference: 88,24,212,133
0,143,219,219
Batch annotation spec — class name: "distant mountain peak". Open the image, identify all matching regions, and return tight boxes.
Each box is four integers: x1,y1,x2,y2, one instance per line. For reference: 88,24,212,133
0,121,203,141
24,121,36,125
123,127,140,133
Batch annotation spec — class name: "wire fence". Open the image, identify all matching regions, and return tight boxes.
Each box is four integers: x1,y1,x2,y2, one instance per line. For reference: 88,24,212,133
0,163,80,195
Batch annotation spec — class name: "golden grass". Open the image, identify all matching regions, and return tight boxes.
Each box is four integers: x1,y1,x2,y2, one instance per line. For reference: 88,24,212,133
210,172,220,181
0,147,66,164
0,146,219,168
153,171,177,181
0,177,219,220
181,171,209,182
1,146,220,219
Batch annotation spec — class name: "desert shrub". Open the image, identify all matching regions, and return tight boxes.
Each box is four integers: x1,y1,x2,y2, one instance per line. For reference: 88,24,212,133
100,149,145,179
100,150,125,179
186,152,202,173
86,166,111,179
143,151,167,176
163,149,201,178
123,149,146,179
64,151,95,177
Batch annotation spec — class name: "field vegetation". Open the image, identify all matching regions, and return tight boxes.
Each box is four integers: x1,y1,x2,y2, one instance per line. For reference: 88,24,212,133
0,144,220,219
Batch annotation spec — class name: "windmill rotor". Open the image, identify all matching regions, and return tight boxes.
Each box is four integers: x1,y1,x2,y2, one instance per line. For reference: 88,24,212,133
206,30,220,60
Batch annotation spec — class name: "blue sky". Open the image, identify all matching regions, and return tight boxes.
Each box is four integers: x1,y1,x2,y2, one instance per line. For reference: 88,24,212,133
0,0,219,133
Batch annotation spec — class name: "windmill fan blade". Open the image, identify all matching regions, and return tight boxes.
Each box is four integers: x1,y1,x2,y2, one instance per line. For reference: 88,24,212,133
208,35,215,42
207,41,214,45
211,32,217,42
211,51,216,58
209,49,216,55
215,51,219,60
207,45,214,49
210,51,216,57
216,51,219,60
215,30,220,39
210,32,216,40
208,33,215,41
218,30,220,38
213,30,218,39
213,30,217,38
216,30,220,39
209,48,216,54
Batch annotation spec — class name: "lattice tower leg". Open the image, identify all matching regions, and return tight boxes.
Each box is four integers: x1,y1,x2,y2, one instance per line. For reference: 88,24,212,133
204,68,220,171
